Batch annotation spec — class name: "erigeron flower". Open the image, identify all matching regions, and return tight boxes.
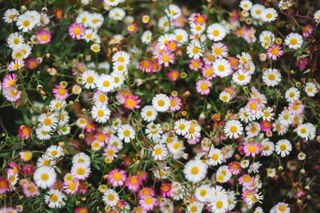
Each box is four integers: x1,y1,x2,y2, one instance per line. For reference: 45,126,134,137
295,123,316,140
141,105,157,122
261,8,278,22
314,10,320,23
174,29,188,44
183,159,207,183
103,189,119,206
3,8,19,23
250,4,265,20
88,13,104,29
232,71,251,85
207,148,223,166
240,0,253,11
152,144,168,161
166,4,181,19
118,124,135,143
16,11,40,32
46,145,64,159
209,193,229,213
224,120,243,139
91,105,111,123
145,123,163,142
187,202,204,213
285,87,300,103
207,23,226,41
196,79,212,95
187,40,203,59
259,31,275,48
141,30,152,44
262,68,281,87
152,94,170,112
34,166,57,189
71,163,91,180
194,184,211,202
304,82,318,97
96,74,115,92
45,189,66,208
7,32,24,48
216,165,232,183
107,169,127,187
212,42,228,58
270,202,290,213
213,58,232,78
275,139,292,157
285,33,303,49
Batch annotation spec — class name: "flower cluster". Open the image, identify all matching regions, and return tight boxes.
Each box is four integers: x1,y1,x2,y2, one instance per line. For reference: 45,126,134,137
0,0,320,212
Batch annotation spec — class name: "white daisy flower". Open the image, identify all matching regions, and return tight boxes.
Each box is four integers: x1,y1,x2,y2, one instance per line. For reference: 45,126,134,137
165,4,181,19
314,10,320,23
111,72,125,88
261,8,278,22
285,87,300,103
97,74,115,92
174,29,189,44
3,8,19,23
158,16,170,31
240,0,253,11
81,70,98,89
34,166,57,189
187,202,204,213
91,105,111,123
83,29,98,42
304,82,318,97
232,71,251,85
195,184,211,202
103,189,119,206
261,139,275,156
45,189,66,208
88,13,104,29
259,30,275,48
250,4,265,20
109,7,126,21
213,58,232,78
141,30,152,44
207,23,226,41
11,44,31,60
72,152,90,167
295,123,316,140
141,105,157,122
262,68,281,87
284,33,303,49
76,11,91,27
38,113,58,131
37,154,56,168
207,148,223,166
46,145,64,159
118,124,135,143
71,163,91,180
174,119,190,136
212,42,228,58
16,11,40,32
224,120,243,139
261,107,275,121
167,140,185,158
275,139,292,157
145,123,163,142
7,32,25,49
209,193,229,212
104,0,121,7
183,159,207,183
152,144,168,161
246,122,261,138
216,165,232,183
186,40,203,59
112,62,128,74
112,51,130,65
152,94,170,112
219,91,232,103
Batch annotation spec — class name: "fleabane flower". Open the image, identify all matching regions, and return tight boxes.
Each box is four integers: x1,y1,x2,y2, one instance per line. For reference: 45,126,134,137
285,33,303,49
275,139,292,157
183,159,207,183
152,94,170,112
224,120,243,139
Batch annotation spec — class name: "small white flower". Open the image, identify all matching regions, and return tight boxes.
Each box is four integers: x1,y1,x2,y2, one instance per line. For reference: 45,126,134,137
91,105,111,123
152,144,168,161
285,87,300,103
207,23,226,42
118,124,135,143
183,159,207,183
261,8,278,22
262,68,281,87
141,105,157,122
152,94,170,112
213,58,232,78
34,166,57,189
103,189,119,206
275,139,292,157
285,33,303,49
45,189,66,208
224,120,243,139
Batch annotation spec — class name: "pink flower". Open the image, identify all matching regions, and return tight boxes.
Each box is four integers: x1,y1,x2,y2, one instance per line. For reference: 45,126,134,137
18,125,31,140
158,51,174,67
2,73,17,89
69,23,85,40
107,169,127,187
25,58,40,70
196,79,212,95
160,183,171,197
228,161,241,175
3,87,21,102
295,57,309,70
139,196,157,211
189,13,207,25
302,24,313,38
243,142,260,157
22,182,39,198
63,179,79,195
139,60,153,73
267,44,283,60
246,99,262,116
52,84,69,100
74,207,89,213
22,164,35,176
138,187,155,199
0,177,10,194
124,95,141,110
260,120,272,133
167,70,180,81
202,64,215,80
94,131,110,144
169,96,182,112
125,175,142,192
238,174,255,189
173,15,186,27
37,29,52,44
189,59,203,71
